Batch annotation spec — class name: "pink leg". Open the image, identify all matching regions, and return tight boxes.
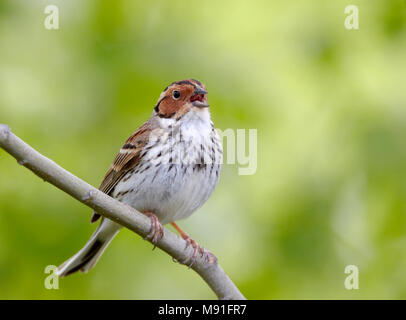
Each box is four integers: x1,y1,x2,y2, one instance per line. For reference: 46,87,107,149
171,222,217,267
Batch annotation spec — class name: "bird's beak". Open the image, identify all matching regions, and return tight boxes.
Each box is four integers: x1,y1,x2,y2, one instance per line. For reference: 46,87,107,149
191,86,209,108
193,87,208,95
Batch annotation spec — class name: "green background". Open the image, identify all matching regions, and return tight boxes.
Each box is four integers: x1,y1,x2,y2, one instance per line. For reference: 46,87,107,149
0,0,406,299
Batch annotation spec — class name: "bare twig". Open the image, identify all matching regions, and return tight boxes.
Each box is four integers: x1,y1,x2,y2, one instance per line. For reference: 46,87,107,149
0,124,245,300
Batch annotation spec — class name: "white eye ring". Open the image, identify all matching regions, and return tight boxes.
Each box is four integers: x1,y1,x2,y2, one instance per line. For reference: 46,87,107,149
172,90,181,100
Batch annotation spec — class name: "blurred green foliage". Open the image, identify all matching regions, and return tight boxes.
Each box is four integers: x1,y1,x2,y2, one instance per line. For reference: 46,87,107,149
0,0,406,299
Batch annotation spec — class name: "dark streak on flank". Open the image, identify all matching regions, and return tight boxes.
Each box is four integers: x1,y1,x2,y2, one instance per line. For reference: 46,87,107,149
151,168,160,183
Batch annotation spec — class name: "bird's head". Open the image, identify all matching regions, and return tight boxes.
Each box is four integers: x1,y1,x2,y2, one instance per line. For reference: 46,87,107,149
154,79,209,120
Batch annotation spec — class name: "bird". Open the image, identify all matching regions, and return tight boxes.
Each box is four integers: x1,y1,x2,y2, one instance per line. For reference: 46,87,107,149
56,79,223,277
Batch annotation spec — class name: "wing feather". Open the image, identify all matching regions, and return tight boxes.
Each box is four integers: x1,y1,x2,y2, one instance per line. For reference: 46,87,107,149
90,121,153,222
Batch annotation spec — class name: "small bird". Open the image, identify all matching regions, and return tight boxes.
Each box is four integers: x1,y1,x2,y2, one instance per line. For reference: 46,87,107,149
57,79,223,277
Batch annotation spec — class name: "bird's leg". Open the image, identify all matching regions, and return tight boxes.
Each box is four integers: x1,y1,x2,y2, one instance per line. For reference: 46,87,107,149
170,222,217,267
143,212,164,248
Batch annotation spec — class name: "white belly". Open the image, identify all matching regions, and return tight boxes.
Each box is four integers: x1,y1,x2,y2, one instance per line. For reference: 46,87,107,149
114,162,220,224
112,115,222,224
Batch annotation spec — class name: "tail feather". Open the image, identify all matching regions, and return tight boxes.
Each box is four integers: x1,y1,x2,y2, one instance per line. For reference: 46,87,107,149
57,219,121,277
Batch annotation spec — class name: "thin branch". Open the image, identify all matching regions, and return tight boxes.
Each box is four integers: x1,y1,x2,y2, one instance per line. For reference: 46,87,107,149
0,124,245,300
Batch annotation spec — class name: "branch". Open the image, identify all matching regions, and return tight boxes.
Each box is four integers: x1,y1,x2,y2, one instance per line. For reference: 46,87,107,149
0,124,245,300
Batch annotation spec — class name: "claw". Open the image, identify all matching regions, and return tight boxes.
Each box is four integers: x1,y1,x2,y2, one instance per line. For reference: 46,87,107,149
181,238,198,268
181,237,217,268
184,238,191,250
170,222,217,267
143,212,164,248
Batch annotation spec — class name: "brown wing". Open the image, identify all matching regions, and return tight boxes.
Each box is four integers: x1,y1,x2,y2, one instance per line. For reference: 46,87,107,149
90,121,152,223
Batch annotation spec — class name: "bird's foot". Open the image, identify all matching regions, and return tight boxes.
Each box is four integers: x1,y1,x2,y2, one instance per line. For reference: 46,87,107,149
170,222,217,268
183,236,217,268
143,212,164,248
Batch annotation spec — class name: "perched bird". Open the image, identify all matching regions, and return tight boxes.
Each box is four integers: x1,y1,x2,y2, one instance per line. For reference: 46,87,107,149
57,79,223,277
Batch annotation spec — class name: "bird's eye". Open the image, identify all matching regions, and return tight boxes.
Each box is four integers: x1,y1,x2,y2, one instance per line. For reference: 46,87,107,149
172,90,181,100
